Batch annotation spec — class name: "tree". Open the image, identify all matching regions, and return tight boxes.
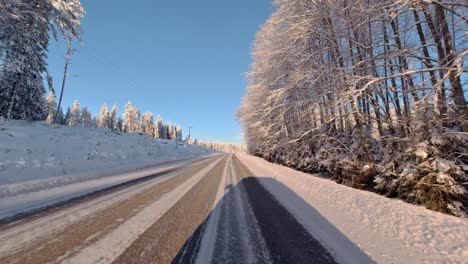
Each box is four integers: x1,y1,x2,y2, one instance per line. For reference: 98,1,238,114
109,104,118,130
55,107,64,125
141,112,154,138
155,115,164,139
98,103,109,128
63,106,71,125
166,123,174,140
175,126,182,141
123,101,141,133
117,117,124,132
45,90,57,124
81,106,93,127
0,0,84,121
239,0,468,216
68,100,81,126
161,124,168,140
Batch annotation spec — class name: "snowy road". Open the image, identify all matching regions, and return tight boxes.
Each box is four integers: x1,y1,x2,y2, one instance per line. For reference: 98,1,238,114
0,154,341,264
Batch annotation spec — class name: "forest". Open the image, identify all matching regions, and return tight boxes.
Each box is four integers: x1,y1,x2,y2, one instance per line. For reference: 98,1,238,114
239,0,467,216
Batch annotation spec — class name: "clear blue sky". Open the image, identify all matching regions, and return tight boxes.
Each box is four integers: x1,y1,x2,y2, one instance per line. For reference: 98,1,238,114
47,0,274,143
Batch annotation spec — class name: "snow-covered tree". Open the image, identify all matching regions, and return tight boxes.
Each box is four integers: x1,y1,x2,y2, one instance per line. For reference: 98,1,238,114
108,104,118,130
116,117,124,132
81,106,93,127
55,107,64,125
45,90,57,124
123,101,141,133
98,103,109,128
67,100,81,126
141,112,154,138
166,123,174,140
0,0,84,121
63,106,71,125
155,115,164,139
91,116,98,128
239,0,468,216
160,124,168,140
175,126,182,141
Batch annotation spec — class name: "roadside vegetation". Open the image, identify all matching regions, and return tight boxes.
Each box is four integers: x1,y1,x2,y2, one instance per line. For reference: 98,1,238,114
239,0,467,216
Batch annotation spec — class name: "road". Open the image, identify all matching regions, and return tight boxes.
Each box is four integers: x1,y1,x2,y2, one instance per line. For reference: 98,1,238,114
0,154,337,264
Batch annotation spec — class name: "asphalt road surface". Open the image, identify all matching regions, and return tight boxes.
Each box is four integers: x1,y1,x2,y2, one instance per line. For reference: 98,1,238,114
0,154,337,264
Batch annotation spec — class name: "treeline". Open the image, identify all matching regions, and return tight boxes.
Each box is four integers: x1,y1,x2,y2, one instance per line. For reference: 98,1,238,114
239,0,467,216
46,91,182,141
194,141,245,153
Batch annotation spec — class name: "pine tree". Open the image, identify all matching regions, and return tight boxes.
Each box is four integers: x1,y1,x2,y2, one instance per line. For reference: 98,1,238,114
0,0,84,121
63,107,71,125
123,102,141,132
166,123,174,140
141,112,154,138
117,117,124,132
109,104,118,130
155,115,164,139
68,100,81,126
98,103,109,128
81,107,93,127
55,107,64,125
45,90,57,124
161,124,168,140
134,108,141,132
91,117,98,128
176,126,183,141
123,102,133,133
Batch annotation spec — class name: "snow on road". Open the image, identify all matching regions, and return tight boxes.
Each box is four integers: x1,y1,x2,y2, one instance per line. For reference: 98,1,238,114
0,164,192,256
61,156,225,264
238,154,468,264
0,156,211,220
195,155,271,264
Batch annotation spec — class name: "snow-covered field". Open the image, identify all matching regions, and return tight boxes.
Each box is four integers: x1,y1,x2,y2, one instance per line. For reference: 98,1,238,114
0,120,213,191
238,154,468,264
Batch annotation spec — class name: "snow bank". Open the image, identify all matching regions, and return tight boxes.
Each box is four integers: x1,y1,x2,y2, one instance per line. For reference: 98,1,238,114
238,154,468,264
0,120,213,186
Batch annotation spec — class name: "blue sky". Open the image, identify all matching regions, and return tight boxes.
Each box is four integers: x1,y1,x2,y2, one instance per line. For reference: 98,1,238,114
47,0,274,143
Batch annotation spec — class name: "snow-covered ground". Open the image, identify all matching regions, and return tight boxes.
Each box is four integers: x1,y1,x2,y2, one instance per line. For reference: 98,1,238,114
0,120,215,219
238,154,468,264
0,120,212,187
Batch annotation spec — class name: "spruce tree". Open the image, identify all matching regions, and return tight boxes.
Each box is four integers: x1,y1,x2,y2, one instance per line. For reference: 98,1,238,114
117,117,124,132
123,102,133,133
81,107,93,127
109,104,118,130
0,0,84,121
55,107,65,125
63,107,71,125
98,103,109,128
46,90,57,124
68,100,81,126
155,115,164,139
142,112,154,138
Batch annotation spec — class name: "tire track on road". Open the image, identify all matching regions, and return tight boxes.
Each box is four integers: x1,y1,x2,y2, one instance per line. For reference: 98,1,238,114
233,155,337,264
112,156,227,264
0,157,219,264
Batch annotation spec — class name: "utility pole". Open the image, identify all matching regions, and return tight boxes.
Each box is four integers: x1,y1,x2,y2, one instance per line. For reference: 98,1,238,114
54,36,74,124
